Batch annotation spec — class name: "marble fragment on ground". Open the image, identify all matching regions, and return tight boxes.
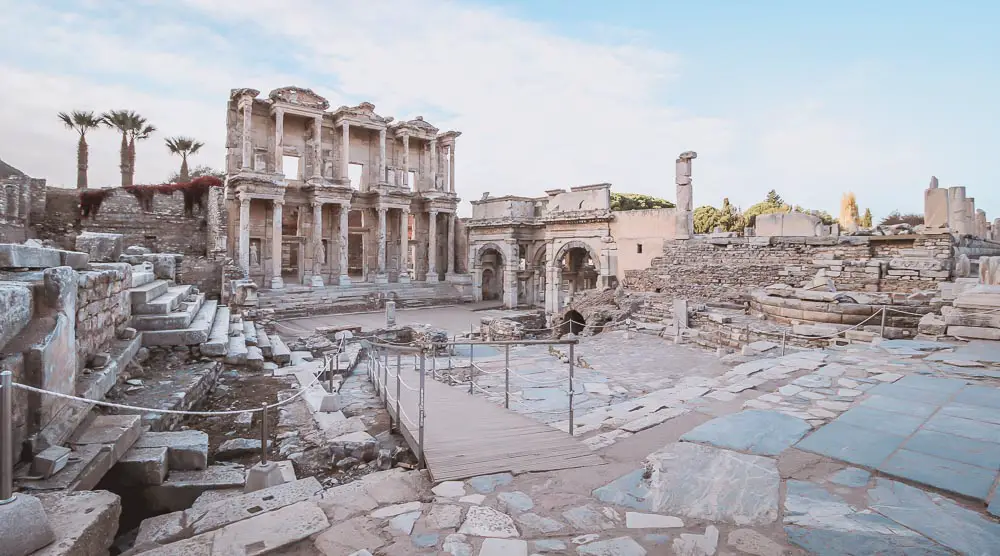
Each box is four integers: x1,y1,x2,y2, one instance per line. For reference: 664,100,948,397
680,409,811,456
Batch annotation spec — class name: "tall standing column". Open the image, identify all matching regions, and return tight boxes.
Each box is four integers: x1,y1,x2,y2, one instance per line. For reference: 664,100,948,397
430,139,438,190
449,142,456,193
274,108,285,175
376,207,388,283
341,122,351,185
239,197,251,273
338,203,351,286
399,208,410,283
402,134,411,189
426,210,438,282
446,212,456,277
312,116,323,179
310,201,325,287
378,129,387,185
241,101,253,170
271,200,284,289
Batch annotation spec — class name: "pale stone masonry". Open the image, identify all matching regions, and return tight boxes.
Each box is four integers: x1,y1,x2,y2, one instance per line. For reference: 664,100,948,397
224,86,466,290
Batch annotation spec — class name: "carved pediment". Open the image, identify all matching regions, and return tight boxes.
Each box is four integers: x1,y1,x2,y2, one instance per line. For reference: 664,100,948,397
268,86,330,110
335,102,393,125
230,88,260,101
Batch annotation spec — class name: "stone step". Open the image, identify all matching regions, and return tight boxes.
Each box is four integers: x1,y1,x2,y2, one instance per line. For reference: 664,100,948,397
141,299,218,347
201,305,231,357
34,490,121,556
138,463,246,514
128,279,170,305
133,293,206,332
133,285,194,315
270,334,291,366
225,330,248,365
256,325,273,358
247,346,264,370
114,361,222,431
132,430,209,471
243,319,258,345
131,270,155,288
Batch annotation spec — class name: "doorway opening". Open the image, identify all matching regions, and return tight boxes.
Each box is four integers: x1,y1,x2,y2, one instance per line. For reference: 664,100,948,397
561,310,586,336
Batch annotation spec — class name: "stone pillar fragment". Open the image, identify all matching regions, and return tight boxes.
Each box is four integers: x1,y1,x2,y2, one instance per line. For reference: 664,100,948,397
949,187,969,235
274,108,284,176
449,143,456,193
271,200,284,289
446,212,456,277
430,139,438,190
239,197,251,273
312,116,323,179
310,201,324,287
426,210,438,282
674,151,697,239
378,129,387,185
402,135,411,189
241,100,253,170
341,122,351,184
376,207,388,283
922,176,950,233
399,209,410,283
338,203,351,286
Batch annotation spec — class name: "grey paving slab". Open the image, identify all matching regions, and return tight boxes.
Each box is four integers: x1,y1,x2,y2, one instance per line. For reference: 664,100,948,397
835,406,926,438
924,413,1000,444
795,421,905,468
784,526,952,556
869,478,1000,555
866,383,955,406
939,402,1000,425
894,374,967,394
878,449,997,501
592,469,652,511
828,467,871,488
904,428,1000,470
679,410,811,456
990,489,1000,519
859,394,940,418
953,384,1000,409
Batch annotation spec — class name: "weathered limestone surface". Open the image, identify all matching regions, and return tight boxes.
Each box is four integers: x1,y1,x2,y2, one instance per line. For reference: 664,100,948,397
33,490,121,556
74,231,123,262
0,280,32,347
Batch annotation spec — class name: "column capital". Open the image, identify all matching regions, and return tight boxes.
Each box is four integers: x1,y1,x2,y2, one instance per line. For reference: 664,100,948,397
429,209,439,216
311,200,323,208
377,206,387,214
273,198,284,206
240,196,252,207
274,106,285,117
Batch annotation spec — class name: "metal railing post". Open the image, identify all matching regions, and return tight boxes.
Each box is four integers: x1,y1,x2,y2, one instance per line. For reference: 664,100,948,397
880,306,887,337
469,345,475,395
568,343,575,436
395,354,401,433
504,344,510,409
326,354,333,393
418,351,426,469
1,371,14,504
259,403,269,465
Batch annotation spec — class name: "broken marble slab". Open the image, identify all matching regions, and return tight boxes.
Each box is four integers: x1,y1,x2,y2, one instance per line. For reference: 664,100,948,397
680,410,811,456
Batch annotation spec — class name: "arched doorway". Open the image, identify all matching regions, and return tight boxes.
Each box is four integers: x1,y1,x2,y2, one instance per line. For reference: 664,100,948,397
481,268,500,300
476,244,506,303
561,310,586,336
556,243,600,299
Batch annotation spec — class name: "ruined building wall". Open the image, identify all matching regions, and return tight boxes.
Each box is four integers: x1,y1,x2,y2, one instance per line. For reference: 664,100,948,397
626,234,956,303
38,188,210,255
76,264,132,370
610,208,678,280
0,176,45,243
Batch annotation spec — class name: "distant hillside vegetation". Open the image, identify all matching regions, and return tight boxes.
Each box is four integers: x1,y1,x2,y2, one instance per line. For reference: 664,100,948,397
610,192,675,211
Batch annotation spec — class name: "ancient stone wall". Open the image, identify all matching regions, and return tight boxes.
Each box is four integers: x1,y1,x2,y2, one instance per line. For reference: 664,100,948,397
75,264,132,370
38,188,210,255
625,234,955,303
177,256,225,299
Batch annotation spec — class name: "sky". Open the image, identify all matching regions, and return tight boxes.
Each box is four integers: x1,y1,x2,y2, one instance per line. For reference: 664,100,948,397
1,0,997,219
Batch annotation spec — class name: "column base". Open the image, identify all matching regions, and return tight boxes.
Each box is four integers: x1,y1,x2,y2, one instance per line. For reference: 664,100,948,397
309,275,325,288
425,273,440,283
375,273,389,284
271,277,285,290
338,274,352,286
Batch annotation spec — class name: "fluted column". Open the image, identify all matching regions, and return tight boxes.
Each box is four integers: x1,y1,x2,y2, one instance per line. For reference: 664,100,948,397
238,197,251,273
341,122,351,184
241,102,252,170
338,203,351,285
312,116,323,179
309,201,325,287
376,207,388,283
426,210,439,282
399,208,410,283
430,139,438,190
402,135,410,189
449,142,456,193
271,199,284,289
446,212,456,276
378,129,387,185
274,108,284,175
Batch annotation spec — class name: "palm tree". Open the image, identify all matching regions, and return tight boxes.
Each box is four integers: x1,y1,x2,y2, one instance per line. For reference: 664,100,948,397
58,111,102,189
126,114,156,186
101,110,133,186
165,137,205,182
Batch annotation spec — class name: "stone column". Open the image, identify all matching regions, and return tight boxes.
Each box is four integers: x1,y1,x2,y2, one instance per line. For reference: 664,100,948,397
241,101,253,170
949,187,968,235
271,199,284,289
338,203,351,286
274,108,284,175
399,208,410,283
378,129,387,185
675,151,697,239
426,210,438,282
312,116,323,179
449,142,456,193
376,207,388,283
402,134,410,189
430,139,438,190
239,197,251,273
446,212,456,277
341,122,351,184
309,201,325,287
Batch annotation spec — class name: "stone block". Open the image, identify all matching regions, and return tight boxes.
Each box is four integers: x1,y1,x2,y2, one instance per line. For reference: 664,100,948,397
141,464,246,513
181,477,323,537
0,494,57,556
133,430,209,470
0,243,61,268
32,446,72,479
948,325,1000,340
216,437,269,460
114,446,168,486
330,431,378,463
0,281,32,347
75,232,123,262
31,491,120,556
918,313,947,335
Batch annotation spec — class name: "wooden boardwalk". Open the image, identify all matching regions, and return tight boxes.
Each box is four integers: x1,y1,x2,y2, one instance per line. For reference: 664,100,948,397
374,357,604,482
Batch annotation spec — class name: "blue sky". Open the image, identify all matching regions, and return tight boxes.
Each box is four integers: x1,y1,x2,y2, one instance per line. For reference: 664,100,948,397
1,0,997,220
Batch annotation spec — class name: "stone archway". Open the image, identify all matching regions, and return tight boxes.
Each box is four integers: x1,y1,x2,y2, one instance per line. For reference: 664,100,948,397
561,309,586,336
553,240,600,269
474,242,509,305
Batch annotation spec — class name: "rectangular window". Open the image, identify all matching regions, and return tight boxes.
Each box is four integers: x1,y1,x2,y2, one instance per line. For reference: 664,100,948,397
348,163,364,189
408,170,417,190
637,244,643,254
282,155,300,179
